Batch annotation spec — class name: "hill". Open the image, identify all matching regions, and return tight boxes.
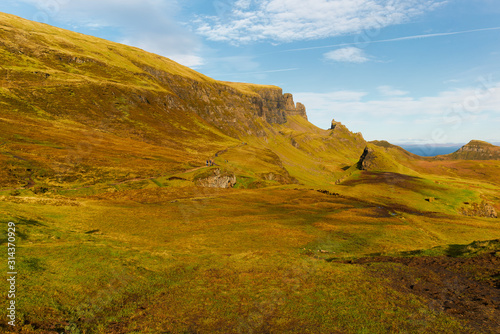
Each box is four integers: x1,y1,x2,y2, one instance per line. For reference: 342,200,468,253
440,140,500,160
0,12,370,192
1,12,500,334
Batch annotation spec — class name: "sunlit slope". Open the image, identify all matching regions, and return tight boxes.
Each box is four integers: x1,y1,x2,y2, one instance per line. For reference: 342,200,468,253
0,12,372,191
2,187,500,332
440,140,500,160
0,13,288,190
1,11,498,219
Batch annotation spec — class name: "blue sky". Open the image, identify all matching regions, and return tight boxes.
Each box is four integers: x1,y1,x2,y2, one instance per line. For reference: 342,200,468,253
1,0,500,144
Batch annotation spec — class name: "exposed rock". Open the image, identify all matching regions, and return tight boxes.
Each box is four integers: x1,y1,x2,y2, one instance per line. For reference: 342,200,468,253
283,93,308,120
330,120,350,131
284,93,295,111
460,201,497,218
330,119,364,141
243,86,286,124
357,147,375,170
295,103,307,119
195,169,236,188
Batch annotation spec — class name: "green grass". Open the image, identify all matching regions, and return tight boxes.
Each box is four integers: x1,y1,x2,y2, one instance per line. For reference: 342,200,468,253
1,11,500,333
1,187,499,332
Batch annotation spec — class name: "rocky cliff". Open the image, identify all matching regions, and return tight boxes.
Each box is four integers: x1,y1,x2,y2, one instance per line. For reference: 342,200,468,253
0,12,307,144
283,93,308,120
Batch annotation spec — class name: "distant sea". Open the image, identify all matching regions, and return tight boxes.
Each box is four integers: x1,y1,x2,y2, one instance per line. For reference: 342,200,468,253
399,145,463,157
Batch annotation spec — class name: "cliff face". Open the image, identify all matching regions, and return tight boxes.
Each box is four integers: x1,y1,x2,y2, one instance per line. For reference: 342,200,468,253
0,12,307,143
126,66,307,137
283,93,308,120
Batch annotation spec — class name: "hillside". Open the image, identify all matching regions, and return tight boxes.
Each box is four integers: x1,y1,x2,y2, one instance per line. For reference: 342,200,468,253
0,12,370,192
441,140,500,160
1,12,500,334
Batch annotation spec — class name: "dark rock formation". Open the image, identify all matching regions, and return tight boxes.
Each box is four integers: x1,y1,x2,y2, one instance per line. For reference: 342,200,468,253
357,147,375,170
252,87,288,124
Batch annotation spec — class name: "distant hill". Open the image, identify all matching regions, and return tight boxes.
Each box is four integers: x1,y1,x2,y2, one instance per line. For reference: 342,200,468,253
358,141,419,174
440,140,500,160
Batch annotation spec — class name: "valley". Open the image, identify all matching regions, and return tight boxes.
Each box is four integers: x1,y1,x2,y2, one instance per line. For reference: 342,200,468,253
0,12,499,334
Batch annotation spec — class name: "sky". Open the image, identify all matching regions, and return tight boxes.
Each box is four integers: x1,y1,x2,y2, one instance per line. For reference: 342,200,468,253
1,0,500,145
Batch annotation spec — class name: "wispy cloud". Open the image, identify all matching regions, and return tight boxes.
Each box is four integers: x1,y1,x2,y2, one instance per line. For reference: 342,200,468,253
295,82,500,129
210,67,299,77
278,26,500,53
194,0,446,44
378,86,409,96
18,0,204,67
324,47,370,63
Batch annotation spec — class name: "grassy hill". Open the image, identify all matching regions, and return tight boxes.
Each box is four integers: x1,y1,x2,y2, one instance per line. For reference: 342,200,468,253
440,140,500,160
1,12,499,334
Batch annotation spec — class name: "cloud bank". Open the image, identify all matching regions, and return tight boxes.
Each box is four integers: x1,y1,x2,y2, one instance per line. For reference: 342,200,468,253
324,47,370,63
295,81,500,141
195,0,446,44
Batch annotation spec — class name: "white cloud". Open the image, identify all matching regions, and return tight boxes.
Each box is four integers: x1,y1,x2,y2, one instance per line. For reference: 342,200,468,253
378,85,409,96
20,0,204,68
295,82,500,132
324,47,370,63
195,0,446,44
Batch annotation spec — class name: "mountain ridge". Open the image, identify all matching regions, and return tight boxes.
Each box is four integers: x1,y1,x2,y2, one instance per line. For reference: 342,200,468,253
0,11,367,191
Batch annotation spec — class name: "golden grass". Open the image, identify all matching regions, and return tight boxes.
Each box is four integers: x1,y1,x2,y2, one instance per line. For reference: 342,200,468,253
0,11,499,333
3,186,496,332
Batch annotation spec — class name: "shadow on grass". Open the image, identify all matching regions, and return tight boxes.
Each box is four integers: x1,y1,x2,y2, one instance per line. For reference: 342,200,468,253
0,217,46,244
329,239,500,261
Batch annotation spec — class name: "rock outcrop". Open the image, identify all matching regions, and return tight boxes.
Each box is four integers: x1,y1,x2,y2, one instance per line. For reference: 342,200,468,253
195,169,236,188
283,93,308,120
246,89,307,125
357,147,376,170
251,87,288,124
140,72,307,134
460,201,498,218
330,120,364,141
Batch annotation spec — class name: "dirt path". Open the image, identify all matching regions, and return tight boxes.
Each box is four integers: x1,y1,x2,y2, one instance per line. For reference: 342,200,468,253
0,145,245,193
181,166,206,174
